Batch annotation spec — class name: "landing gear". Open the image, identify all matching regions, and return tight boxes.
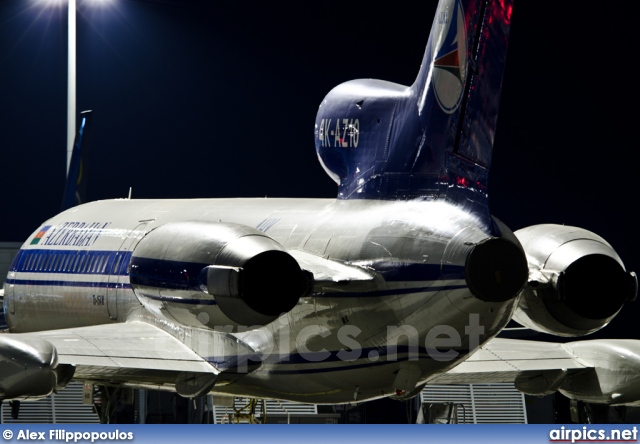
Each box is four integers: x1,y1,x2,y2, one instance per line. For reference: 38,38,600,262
93,385,133,424
570,400,614,424
571,400,593,423
94,385,117,424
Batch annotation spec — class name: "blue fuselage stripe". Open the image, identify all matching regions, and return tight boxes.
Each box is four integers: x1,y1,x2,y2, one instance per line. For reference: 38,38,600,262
7,249,469,299
10,248,131,276
5,278,131,289
5,277,466,301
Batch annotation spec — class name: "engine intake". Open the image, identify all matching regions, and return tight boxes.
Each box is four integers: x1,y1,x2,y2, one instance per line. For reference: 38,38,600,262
130,221,312,329
513,224,636,336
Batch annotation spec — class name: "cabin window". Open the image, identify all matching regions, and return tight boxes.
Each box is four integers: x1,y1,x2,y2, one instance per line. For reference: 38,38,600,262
98,255,108,273
79,255,88,273
72,254,81,272
88,255,97,273
26,252,35,271
63,254,72,272
112,254,123,275
45,253,54,271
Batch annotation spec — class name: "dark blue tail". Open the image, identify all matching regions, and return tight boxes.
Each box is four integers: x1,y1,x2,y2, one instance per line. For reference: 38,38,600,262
315,0,513,220
61,110,92,212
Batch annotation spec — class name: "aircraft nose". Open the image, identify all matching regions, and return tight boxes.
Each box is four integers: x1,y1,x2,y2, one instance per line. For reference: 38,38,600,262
465,238,528,302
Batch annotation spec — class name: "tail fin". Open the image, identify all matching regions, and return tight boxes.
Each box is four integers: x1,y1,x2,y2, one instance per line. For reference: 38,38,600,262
411,0,513,181
61,110,92,212
315,0,513,218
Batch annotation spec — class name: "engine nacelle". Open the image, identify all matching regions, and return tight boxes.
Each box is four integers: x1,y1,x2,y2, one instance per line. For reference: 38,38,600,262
513,224,637,336
0,336,74,401
129,221,312,329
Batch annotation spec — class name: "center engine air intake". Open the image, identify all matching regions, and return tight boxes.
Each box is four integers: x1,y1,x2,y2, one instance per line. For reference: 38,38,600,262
129,221,312,329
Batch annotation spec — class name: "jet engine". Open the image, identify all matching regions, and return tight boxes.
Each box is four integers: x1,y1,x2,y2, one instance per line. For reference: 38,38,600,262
512,224,637,336
129,221,312,329
0,336,74,401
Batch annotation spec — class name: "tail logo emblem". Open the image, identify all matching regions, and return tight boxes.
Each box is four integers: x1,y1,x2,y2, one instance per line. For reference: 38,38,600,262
432,0,467,114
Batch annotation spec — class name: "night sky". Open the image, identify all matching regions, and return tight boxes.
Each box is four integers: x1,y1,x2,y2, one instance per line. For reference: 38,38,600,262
1,1,638,340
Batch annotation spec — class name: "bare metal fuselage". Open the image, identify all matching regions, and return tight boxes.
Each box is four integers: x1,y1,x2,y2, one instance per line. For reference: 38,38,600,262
4,197,517,403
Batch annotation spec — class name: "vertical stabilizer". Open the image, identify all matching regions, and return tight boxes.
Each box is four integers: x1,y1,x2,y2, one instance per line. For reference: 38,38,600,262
411,0,513,186
315,0,514,222
61,110,92,212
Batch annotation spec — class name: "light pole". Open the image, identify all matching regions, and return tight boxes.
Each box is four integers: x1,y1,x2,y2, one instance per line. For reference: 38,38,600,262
53,0,112,175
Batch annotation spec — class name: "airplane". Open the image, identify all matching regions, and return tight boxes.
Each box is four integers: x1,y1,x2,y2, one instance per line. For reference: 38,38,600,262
1,0,638,424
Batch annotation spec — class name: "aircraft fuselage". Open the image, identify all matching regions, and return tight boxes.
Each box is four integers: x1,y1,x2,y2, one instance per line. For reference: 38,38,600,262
4,197,522,403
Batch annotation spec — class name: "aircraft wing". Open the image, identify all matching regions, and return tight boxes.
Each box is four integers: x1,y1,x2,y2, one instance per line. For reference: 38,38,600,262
26,321,215,375
429,337,640,406
4,322,220,397
430,338,587,385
